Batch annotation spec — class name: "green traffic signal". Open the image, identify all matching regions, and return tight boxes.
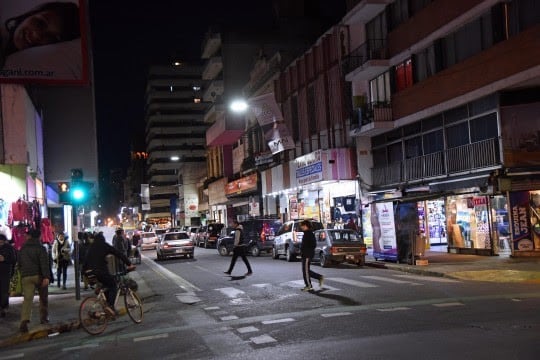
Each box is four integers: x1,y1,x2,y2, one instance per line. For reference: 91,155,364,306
69,181,93,204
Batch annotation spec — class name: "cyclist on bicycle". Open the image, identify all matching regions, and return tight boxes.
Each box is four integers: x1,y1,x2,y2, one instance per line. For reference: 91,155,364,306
83,232,135,316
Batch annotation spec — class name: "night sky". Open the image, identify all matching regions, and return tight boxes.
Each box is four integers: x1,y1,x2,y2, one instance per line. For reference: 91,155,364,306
88,0,275,175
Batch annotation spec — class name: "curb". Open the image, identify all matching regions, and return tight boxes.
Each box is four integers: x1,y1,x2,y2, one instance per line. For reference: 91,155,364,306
365,261,447,278
0,320,80,349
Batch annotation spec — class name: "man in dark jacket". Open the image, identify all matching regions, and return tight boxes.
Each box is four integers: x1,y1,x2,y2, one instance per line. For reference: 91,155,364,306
0,234,17,317
18,229,50,332
84,233,134,316
299,220,324,292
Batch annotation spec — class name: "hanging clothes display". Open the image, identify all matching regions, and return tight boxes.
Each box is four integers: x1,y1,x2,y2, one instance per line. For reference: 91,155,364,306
11,199,29,222
40,218,54,244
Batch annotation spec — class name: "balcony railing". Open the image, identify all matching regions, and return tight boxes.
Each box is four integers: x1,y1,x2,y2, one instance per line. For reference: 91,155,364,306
371,138,500,187
342,38,388,75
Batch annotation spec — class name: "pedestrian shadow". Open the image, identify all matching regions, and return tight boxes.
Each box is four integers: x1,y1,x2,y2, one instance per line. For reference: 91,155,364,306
310,289,360,306
228,275,246,280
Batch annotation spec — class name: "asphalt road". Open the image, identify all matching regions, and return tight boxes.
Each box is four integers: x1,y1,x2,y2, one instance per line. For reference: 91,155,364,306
1,247,538,359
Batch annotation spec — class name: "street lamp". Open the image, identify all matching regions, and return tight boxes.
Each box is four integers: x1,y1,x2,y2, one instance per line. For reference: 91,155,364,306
230,99,248,113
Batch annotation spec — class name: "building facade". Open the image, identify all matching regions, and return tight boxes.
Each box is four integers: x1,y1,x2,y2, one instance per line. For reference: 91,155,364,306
342,0,540,259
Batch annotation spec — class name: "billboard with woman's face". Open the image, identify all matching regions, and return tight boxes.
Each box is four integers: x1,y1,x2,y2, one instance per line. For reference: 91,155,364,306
0,0,88,84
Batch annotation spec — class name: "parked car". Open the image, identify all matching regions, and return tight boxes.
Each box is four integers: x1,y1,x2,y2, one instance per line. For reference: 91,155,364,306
216,219,282,256
200,223,225,248
272,219,324,261
313,229,367,267
155,228,167,241
194,225,208,247
156,231,194,260
140,231,159,250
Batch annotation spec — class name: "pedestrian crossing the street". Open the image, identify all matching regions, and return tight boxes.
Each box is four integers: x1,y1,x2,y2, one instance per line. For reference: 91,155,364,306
212,274,461,304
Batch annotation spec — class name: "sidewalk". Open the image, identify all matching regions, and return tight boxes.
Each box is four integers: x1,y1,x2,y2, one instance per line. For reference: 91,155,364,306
1,251,539,348
0,266,149,348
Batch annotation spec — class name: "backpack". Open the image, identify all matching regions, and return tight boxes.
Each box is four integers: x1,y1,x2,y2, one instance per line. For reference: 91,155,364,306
237,228,248,246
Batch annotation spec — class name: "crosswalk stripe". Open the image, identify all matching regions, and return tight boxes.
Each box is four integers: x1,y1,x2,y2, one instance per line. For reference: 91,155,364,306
216,287,246,298
376,307,411,312
360,275,422,285
394,274,460,283
281,279,340,291
326,277,378,288
321,312,352,318
262,318,295,325
251,335,277,344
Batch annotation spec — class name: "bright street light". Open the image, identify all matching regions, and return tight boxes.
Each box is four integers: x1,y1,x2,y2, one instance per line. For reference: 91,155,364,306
230,99,248,113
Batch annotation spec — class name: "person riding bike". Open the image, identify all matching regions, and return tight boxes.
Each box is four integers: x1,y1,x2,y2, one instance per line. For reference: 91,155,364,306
83,232,135,317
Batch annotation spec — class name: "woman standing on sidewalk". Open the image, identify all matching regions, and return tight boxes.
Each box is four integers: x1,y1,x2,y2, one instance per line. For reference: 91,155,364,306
52,233,71,290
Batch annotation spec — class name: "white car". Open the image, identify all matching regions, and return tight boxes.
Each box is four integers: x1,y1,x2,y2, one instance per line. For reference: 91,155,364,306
140,231,158,250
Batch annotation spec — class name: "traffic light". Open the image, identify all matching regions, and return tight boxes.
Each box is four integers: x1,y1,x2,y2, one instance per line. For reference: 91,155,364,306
58,182,71,204
70,181,94,204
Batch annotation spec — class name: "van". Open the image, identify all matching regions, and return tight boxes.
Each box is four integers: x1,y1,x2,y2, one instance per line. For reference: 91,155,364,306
272,219,324,261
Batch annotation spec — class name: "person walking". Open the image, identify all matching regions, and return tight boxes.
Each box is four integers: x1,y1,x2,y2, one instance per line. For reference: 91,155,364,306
18,229,50,332
300,220,323,292
112,228,130,272
224,220,252,276
79,232,93,290
52,233,71,290
84,233,135,317
0,234,17,317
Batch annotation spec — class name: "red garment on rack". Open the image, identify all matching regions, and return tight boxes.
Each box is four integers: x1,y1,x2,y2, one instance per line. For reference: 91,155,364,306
41,218,54,244
11,200,29,222
12,226,28,251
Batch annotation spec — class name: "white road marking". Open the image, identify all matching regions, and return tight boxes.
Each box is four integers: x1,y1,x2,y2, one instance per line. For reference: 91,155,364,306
220,315,239,321
216,287,246,298
361,275,422,285
134,333,169,342
251,334,277,344
433,302,464,307
326,277,378,288
281,280,340,291
62,344,100,351
261,318,295,325
252,283,271,288
0,354,24,359
394,274,460,283
321,312,352,318
237,326,259,333
511,298,522,302
143,255,201,292
204,306,221,310
376,307,411,312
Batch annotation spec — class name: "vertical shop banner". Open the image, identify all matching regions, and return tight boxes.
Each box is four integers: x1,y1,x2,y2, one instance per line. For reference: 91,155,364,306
0,0,89,84
508,191,533,251
372,202,397,260
141,184,150,210
248,93,294,154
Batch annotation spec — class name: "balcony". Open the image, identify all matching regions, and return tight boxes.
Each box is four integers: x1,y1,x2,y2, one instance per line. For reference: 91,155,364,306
201,31,221,59
371,138,501,187
343,39,390,82
343,0,394,25
202,56,223,80
349,101,394,137
206,113,244,146
203,103,225,124
203,79,224,102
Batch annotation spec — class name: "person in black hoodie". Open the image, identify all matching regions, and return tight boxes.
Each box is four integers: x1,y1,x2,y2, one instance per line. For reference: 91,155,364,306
84,233,135,316
18,229,50,332
0,234,16,317
299,220,324,292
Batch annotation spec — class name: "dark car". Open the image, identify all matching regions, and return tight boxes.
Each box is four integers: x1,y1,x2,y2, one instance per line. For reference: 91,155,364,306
272,219,324,261
216,219,282,257
200,223,225,248
156,231,194,260
313,229,366,267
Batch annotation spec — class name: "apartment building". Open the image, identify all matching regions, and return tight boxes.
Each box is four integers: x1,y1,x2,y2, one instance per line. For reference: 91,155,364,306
342,0,540,259
144,65,208,225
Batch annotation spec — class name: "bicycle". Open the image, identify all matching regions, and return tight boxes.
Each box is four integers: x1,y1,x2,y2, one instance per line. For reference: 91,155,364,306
79,269,143,335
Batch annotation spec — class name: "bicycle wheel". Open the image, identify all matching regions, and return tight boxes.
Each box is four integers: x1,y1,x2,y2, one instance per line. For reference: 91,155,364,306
79,296,108,335
124,289,143,324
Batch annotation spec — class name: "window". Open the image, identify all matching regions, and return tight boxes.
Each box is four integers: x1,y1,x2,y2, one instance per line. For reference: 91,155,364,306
470,113,498,142
394,59,413,92
423,129,444,154
369,71,391,104
307,86,317,135
446,122,469,148
405,136,423,158
414,46,437,82
388,142,403,163
387,0,409,30
291,95,299,141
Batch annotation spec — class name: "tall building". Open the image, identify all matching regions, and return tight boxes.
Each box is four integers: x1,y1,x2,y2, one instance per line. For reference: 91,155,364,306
342,0,540,259
144,64,208,225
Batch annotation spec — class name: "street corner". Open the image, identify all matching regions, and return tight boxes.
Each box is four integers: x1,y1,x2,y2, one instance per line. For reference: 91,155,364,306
0,320,80,349
447,269,540,282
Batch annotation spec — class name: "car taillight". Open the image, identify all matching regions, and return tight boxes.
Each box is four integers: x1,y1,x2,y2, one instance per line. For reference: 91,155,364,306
360,246,367,254
330,246,337,254
260,232,265,243
163,243,170,249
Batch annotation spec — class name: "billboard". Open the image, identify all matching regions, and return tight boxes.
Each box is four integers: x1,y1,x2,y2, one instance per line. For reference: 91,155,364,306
0,0,88,84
